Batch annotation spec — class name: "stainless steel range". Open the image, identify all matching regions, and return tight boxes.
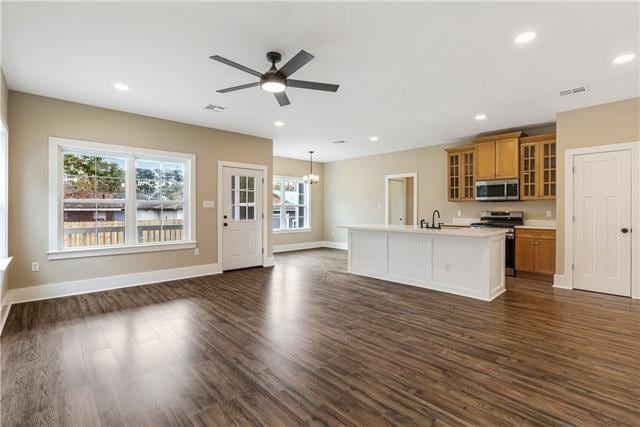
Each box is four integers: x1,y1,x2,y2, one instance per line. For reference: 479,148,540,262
470,211,523,276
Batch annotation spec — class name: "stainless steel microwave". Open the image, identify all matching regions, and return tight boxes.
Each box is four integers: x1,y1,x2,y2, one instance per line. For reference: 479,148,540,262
476,179,519,201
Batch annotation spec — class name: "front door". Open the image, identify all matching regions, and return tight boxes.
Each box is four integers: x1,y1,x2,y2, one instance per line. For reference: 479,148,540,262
573,150,631,296
222,166,263,271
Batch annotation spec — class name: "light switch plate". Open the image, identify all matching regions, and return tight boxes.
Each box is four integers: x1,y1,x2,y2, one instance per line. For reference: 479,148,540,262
194,248,200,256
203,200,215,208
546,210,553,218
31,262,39,272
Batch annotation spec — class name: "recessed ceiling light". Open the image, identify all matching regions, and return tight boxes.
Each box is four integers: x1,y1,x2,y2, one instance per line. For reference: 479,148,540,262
613,53,636,64
274,121,285,127
113,82,129,91
515,32,536,44
369,136,379,142
475,114,487,121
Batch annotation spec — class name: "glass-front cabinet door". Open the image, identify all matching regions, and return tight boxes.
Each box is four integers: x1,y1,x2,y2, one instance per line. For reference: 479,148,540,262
447,152,461,201
520,142,538,200
540,139,556,199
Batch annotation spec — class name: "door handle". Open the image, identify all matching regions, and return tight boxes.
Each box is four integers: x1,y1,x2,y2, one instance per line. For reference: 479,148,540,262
621,227,630,233
223,222,228,227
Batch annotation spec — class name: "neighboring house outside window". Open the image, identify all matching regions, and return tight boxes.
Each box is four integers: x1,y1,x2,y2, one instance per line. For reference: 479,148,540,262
48,137,196,259
272,176,310,232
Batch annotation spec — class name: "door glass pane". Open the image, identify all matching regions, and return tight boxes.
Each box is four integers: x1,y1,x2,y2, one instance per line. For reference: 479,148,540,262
248,206,255,220
240,191,247,203
240,176,247,190
248,176,255,190
240,206,247,220
248,191,255,203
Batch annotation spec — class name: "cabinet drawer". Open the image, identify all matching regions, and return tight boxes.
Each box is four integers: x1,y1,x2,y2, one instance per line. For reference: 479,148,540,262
516,228,555,240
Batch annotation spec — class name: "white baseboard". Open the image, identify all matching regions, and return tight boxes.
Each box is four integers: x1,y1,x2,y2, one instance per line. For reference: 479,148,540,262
553,274,572,289
322,240,348,250
5,262,222,305
273,241,325,253
263,256,275,267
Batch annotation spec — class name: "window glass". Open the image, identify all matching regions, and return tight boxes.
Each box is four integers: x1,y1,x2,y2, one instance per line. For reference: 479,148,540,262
272,177,309,231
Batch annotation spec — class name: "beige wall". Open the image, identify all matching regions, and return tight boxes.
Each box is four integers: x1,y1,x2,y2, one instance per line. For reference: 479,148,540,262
0,70,7,127
323,141,556,243
555,97,640,275
273,156,324,246
8,91,273,290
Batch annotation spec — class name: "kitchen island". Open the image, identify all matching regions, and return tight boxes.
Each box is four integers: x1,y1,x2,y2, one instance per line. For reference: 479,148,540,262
340,224,507,301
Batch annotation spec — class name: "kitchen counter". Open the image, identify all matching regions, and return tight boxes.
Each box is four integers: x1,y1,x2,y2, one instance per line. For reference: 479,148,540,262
340,224,506,237
340,224,506,301
515,225,556,230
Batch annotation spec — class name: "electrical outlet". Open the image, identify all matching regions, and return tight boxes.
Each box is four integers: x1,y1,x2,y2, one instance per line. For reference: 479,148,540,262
457,210,462,217
332,231,335,236
377,202,381,208
194,248,200,256
546,210,553,218
31,262,39,272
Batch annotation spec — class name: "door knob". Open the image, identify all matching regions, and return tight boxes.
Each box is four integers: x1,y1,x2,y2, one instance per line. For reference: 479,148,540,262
621,227,630,233
223,222,228,227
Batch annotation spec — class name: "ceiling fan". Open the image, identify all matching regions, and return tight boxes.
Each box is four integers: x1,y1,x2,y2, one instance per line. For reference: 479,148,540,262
210,50,340,106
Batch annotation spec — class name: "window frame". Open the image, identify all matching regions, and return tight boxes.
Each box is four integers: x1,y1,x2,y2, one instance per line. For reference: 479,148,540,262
0,120,8,262
48,137,196,260
272,175,311,234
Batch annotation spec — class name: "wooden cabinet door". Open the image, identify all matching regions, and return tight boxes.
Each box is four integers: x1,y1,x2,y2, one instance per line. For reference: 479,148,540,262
495,138,519,179
534,239,556,275
447,152,461,201
539,140,556,199
520,142,539,200
515,237,536,272
475,141,495,180
461,150,475,200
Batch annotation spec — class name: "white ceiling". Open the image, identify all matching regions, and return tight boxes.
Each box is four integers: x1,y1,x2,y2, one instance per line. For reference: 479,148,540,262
3,2,638,162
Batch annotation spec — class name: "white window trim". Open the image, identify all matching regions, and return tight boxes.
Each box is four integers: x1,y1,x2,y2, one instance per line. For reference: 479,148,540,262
272,175,311,233
0,119,8,261
48,137,197,260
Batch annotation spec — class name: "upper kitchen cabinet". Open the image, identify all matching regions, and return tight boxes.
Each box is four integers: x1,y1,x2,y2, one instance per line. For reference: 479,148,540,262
446,145,475,201
473,131,523,180
519,133,556,200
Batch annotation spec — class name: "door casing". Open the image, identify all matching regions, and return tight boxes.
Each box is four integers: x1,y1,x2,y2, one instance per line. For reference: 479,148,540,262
217,161,271,270
560,141,640,299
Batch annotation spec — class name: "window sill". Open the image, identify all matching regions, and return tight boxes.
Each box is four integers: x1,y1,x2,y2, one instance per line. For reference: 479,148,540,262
273,228,312,235
0,257,13,273
48,241,197,260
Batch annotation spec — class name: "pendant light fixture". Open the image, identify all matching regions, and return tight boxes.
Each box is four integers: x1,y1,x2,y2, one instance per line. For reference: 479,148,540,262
303,151,319,184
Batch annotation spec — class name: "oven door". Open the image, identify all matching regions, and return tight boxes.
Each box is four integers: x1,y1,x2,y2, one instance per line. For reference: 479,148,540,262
505,231,515,276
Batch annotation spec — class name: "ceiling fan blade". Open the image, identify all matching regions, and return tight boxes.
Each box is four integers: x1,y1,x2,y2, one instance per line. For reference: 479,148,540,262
287,79,340,92
216,82,260,93
210,55,262,78
274,92,290,107
278,50,314,78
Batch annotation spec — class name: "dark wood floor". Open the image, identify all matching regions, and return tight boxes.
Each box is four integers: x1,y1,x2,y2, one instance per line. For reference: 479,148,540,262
2,249,639,426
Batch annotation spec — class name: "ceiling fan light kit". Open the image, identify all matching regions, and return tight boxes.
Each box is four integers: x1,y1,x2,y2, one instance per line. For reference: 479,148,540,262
210,49,339,106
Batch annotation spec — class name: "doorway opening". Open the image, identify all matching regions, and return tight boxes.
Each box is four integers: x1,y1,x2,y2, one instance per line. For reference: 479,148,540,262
385,173,418,226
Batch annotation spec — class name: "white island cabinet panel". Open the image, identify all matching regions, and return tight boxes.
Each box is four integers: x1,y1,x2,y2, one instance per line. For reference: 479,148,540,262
388,232,431,284
342,225,506,301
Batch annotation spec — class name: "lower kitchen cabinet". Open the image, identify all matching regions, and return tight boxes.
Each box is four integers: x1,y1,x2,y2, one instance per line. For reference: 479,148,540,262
515,228,556,279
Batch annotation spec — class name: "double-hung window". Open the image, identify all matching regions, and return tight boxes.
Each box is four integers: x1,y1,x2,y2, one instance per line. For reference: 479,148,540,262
49,137,196,259
272,177,310,232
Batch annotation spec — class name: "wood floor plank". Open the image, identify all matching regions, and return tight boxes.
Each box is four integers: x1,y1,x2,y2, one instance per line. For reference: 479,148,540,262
2,248,639,426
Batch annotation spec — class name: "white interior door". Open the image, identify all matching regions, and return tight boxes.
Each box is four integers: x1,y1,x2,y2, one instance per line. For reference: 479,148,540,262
573,150,631,296
389,179,406,225
222,167,263,271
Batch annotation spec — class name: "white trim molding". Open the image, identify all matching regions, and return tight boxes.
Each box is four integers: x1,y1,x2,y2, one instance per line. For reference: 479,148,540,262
563,141,640,299
4,262,222,305
274,241,325,253
322,240,348,250
217,161,270,270
48,241,197,260
384,172,418,226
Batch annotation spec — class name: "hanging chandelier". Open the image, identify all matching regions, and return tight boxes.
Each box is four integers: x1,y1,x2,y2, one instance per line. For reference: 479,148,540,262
303,150,319,184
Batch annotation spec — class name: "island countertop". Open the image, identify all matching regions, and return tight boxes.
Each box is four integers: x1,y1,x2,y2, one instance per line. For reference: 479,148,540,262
339,224,507,238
